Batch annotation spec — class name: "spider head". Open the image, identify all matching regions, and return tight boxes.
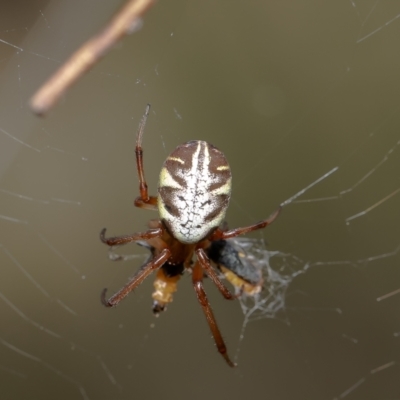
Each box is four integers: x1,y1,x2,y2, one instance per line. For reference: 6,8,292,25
158,140,232,244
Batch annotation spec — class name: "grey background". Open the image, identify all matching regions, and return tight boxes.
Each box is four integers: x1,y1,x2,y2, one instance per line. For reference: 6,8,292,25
0,1,399,399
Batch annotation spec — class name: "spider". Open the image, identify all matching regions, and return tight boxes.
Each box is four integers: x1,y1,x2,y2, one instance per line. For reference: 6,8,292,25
100,104,281,367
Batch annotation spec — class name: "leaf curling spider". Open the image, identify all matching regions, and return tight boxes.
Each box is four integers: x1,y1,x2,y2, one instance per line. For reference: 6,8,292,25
100,104,281,367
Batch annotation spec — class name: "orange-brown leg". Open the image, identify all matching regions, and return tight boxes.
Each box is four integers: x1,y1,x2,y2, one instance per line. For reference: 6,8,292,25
192,261,236,367
134,104,158,210
196,248,235,300
102,248,171,307
100,227,162,246
210,206,282,240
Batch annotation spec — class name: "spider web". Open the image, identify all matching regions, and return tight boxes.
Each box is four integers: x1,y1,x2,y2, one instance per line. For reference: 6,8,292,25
1,1,399,399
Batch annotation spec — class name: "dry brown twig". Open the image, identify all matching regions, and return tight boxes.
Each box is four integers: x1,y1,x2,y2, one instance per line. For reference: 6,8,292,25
30,0,156,116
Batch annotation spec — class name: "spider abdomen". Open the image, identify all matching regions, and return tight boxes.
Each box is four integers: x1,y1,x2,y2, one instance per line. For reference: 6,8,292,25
158,140,232,244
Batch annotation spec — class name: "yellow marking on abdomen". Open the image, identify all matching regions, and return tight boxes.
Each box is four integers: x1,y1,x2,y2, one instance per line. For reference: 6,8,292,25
167,156,185,164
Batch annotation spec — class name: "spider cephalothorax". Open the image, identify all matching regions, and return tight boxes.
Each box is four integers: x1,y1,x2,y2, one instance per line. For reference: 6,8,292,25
101,104,281,367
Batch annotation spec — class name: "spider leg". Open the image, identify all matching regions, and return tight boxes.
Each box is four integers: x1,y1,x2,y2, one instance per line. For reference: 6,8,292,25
196,248,235,300
192,260,236,368
134,104,158,211
211,206,282,240
100,227,162,246
102,248,171,307
106,246,144,262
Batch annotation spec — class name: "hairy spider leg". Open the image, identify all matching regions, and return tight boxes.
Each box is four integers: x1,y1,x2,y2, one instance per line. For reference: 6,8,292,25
196,248,235,300
100,227,163,246
102,248,171,307
192,259,236,368
134,103,158,210
210,206,282,241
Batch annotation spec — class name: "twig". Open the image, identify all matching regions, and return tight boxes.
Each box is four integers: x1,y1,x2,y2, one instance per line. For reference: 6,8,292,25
30,0,156,116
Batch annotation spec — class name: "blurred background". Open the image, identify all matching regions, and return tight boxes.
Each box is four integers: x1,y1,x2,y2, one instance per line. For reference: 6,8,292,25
0,1,399,399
